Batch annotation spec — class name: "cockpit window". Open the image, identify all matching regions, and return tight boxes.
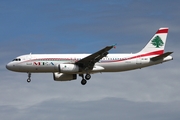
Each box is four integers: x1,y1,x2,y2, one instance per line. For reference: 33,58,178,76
12,58,21,61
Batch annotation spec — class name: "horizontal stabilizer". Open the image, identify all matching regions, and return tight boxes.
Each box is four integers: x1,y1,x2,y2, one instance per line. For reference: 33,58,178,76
150,52,173,61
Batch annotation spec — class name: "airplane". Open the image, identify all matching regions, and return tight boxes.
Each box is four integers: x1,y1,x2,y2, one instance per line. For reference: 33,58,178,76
6,28,173,85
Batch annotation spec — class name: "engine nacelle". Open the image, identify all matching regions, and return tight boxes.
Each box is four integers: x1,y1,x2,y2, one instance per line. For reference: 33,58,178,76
53,73,77,81
58,64,79,73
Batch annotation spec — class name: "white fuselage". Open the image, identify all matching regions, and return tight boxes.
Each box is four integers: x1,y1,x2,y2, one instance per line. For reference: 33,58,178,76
5,28,173,85
6,53,173,74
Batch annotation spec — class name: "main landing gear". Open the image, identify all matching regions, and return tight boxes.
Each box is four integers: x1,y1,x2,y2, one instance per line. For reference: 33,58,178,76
79,74,91,85
27,73,31,83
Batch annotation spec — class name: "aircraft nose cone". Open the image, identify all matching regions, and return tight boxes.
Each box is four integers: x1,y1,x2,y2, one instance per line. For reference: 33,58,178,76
6,62,20,72
6,63,10,70
6,63,13,70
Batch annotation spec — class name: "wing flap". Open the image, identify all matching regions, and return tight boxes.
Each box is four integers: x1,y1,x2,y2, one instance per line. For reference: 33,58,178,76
150,52,173,61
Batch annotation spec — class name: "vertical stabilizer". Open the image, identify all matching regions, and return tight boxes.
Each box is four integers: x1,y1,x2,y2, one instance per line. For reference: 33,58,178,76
139,28,168,55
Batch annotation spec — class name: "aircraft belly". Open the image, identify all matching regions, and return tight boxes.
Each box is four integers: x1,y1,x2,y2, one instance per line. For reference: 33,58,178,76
96,61,138,72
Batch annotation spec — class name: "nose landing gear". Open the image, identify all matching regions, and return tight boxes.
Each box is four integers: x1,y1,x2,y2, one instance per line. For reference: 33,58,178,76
27,73,31,83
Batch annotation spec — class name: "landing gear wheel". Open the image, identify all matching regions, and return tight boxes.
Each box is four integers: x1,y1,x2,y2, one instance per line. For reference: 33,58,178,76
27,78,31,83
85,74,91,80
27,73,31,83
81,79,87,85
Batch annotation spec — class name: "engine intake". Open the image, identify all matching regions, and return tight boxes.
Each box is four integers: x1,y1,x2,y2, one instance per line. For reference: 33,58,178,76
58,64,79,73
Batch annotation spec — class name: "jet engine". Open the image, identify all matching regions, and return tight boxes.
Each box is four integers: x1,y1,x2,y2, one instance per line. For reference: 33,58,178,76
53,72,77,81
58,64,79,73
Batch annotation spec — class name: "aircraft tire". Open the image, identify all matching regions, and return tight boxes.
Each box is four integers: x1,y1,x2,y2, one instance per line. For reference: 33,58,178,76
85,74,91,80
27,78,31,83
81,79,87,85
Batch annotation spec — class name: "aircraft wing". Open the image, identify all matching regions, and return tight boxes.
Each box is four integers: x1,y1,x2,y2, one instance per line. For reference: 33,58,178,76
150,52,173,61
75,45,115,72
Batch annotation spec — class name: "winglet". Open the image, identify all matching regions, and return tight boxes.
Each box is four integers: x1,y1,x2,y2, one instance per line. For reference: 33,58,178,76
113,43,117,48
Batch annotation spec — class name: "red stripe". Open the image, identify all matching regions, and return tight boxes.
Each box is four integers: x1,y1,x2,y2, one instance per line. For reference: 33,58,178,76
156,28,168,34
141,50,164,57
102,50,164,63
